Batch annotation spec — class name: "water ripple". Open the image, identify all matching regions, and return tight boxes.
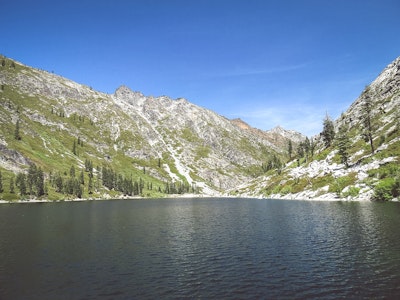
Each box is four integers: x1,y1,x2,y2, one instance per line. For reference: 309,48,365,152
1,199,400,299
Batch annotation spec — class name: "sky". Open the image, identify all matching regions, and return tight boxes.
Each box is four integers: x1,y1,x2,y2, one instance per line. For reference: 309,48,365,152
1,0,400,136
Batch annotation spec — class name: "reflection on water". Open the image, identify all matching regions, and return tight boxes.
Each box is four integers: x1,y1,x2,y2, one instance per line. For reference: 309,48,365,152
1,198,400,299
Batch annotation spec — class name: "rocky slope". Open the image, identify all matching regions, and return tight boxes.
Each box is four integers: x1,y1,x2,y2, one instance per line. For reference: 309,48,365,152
1,55,399,201
234,56,400,201
0,55,302,200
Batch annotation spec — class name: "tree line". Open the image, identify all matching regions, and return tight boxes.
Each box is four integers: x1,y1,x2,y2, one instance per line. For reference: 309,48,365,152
0,158,196,199
2,164,46,197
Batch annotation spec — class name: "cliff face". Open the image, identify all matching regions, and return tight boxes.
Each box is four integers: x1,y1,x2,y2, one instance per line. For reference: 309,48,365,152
0,56,300,199
235,57,400,201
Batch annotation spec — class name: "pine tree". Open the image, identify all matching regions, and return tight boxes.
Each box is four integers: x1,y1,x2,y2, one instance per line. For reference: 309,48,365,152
361,87,375,154
15,173,27,196
10,176,15,193
88,176,93,194
303,137,311,162
36,167,45,197
310,138,316,159
70,165,75,178
27,164,37,196
54,173,63,193
72,140,77,155
288,140,293,161
0,171,3,193
297,144,305,164
322,113,335,148
73,179,82,198
336,125,351,168
80,169,85,185
14,119,21,140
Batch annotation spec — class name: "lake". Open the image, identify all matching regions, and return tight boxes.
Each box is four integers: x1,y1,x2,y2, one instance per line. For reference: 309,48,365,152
1,198,400,299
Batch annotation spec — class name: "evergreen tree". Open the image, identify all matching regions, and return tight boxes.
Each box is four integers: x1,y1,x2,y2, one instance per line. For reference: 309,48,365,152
321,113,335,148
14,119,21,140
64,178,74,195
54,173,63,193
0,171,3,193
303,137,311,162
26,164,44,197
310,138,316,159
133,181,139,195
336,125,351,168
15,173,27,195
73,179,82,198
80,169,85,185
70,165,75,178
288,140,293,161
27,164,37,195
361,87,375,154
9,176,15,193
72,140,77,155
36,167,45,197
88,176,93,194
297,143,305,160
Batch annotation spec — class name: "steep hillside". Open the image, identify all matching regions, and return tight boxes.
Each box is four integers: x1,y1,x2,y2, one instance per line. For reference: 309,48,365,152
235,56,400,201
0,55,298,201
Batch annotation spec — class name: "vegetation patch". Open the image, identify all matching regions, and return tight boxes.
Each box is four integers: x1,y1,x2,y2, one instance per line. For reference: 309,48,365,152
342,186,360,198
180,127,200,143
194,145,211,161
373,177,400,201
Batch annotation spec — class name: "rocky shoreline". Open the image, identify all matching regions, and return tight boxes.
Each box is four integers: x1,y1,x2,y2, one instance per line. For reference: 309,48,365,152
1,193,392,204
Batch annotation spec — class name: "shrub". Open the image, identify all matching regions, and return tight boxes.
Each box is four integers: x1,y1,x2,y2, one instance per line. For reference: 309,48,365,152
342,186,360,198
281,185,292,195
373,178,397,201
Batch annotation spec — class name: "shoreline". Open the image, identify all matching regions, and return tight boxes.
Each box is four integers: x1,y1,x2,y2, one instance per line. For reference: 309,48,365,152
0,193,387,204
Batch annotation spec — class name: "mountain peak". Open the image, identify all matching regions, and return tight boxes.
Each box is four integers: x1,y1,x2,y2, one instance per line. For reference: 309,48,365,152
230,118,251,130
114,85,144,98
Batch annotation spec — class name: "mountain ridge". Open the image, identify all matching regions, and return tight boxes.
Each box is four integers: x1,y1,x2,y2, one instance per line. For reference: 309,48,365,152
0,55,302,200
1,55,400,201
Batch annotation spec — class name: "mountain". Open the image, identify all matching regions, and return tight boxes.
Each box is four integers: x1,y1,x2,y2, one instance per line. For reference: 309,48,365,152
0,55,302,201
230,119,305,150
1,55,399,202
234,56,400,201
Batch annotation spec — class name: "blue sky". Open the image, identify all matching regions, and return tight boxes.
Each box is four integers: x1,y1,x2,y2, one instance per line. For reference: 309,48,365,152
2,0,400,136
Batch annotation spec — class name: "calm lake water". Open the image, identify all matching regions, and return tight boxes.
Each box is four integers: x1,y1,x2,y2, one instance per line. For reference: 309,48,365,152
1,198,400,299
